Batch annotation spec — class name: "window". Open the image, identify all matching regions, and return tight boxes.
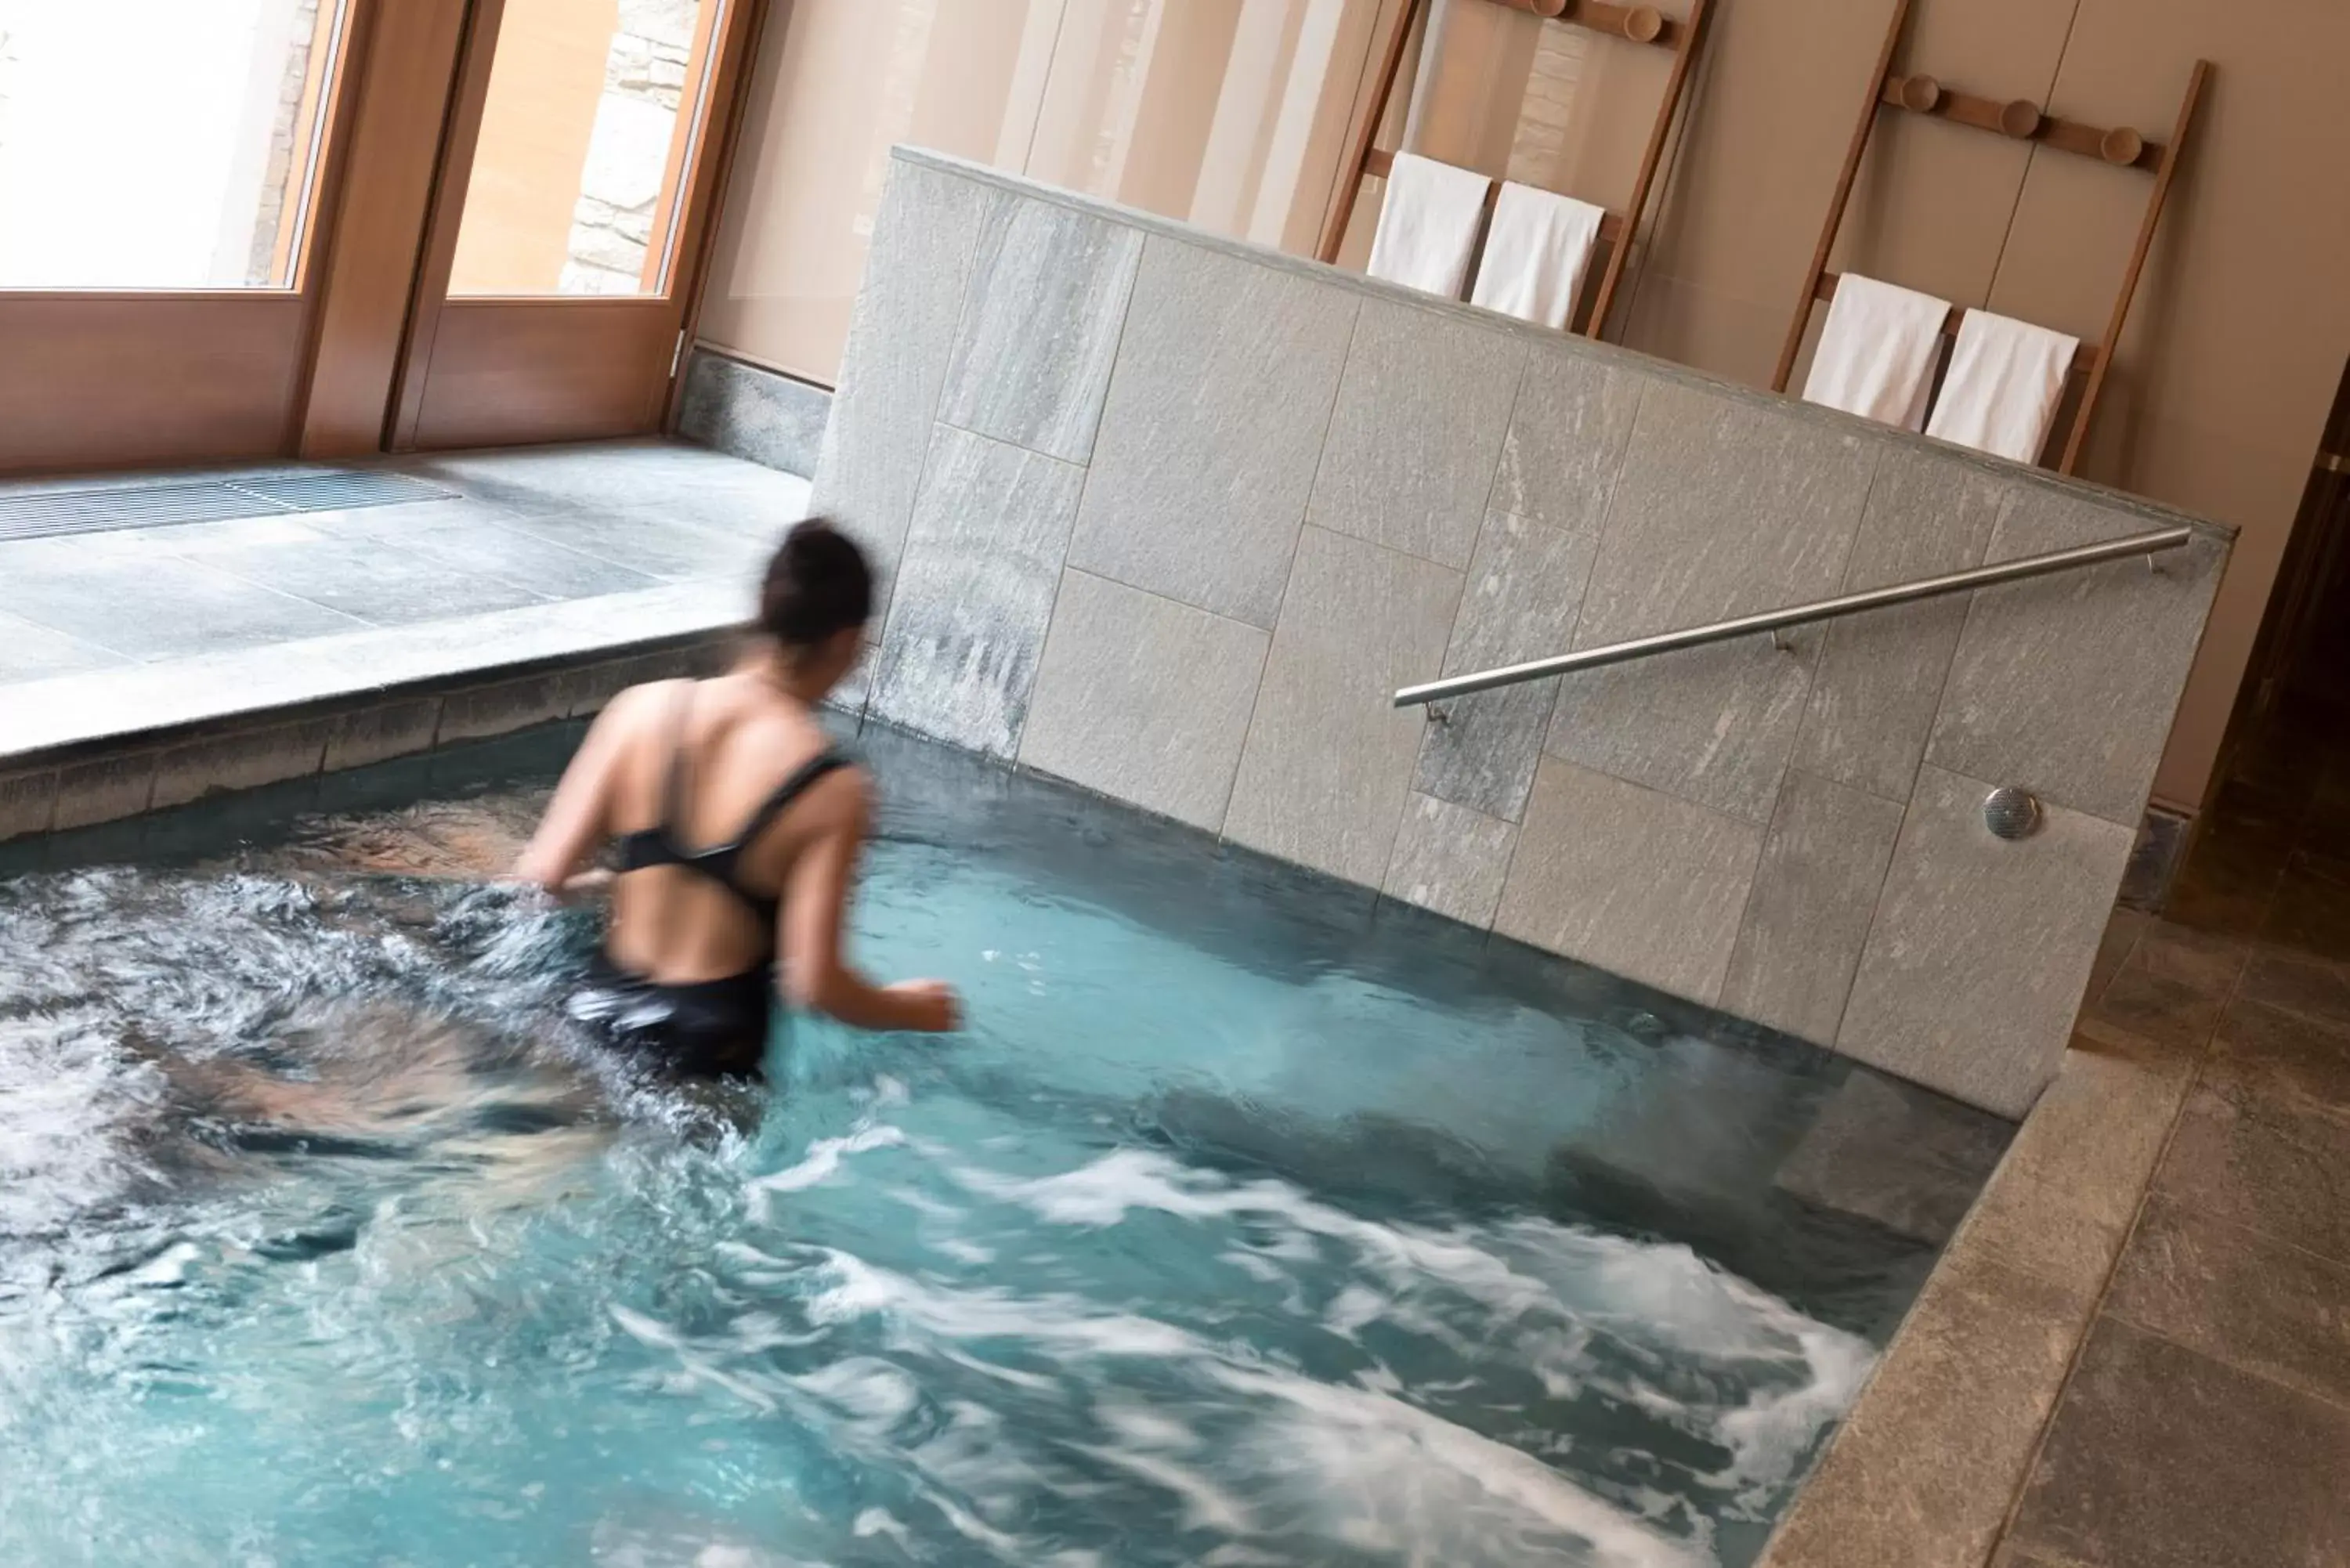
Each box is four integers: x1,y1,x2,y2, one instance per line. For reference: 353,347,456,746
0,0,345,289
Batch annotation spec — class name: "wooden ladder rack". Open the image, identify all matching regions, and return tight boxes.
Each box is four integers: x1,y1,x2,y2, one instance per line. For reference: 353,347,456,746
1317,0,1710,341
1773,0,2210,473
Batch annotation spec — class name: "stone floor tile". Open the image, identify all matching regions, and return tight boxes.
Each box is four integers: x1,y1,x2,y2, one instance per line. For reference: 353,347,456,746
2084,919,2248,1052
2153,1061,2350,1265
188,533,553,627
1999,1030,2196,1231
1756,1245,2094,1568
2105,1194,2350,1407
2011,1317,2350,1568
2211,994,2350,1113
0,539,366,660
2235,948,2350,1030
0,609,132,683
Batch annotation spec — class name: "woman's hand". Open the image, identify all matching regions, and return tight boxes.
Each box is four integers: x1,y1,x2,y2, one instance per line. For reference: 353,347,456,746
884,979,962,1034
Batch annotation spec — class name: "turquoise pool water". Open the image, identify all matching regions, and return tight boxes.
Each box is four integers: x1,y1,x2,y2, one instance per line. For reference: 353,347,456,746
0,723,2005,1566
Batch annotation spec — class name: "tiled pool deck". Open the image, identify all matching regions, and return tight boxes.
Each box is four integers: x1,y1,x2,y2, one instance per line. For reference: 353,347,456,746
0,441,808,840
2,435,2345,1563
1765,710,2350,1567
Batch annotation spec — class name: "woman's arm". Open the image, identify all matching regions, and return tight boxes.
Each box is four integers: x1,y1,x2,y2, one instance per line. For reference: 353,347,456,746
512,689,641,894
780,772,960,1033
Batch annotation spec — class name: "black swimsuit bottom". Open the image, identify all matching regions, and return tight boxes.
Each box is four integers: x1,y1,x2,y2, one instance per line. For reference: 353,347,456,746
577,685,850,1080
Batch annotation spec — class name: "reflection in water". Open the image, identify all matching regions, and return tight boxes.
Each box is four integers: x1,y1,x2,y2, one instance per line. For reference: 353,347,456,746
0,746,1981,1566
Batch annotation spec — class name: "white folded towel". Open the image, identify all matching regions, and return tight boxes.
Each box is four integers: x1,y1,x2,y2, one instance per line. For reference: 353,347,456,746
1799,273,1952,432
1926,309,2081,464
1469,181,1607,331
1365,153,1493,300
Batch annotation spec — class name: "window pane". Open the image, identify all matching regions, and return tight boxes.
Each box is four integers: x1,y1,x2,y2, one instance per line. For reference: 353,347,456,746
0,0,345,290
446,0,720,298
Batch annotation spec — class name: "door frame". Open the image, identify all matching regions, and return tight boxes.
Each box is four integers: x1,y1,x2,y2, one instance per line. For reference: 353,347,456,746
387,0,768,452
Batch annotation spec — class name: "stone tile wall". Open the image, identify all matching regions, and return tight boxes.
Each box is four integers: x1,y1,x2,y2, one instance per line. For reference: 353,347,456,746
813,149,2232,1118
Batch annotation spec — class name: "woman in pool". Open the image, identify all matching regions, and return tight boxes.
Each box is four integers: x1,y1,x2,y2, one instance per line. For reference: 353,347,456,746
515,519,960,1076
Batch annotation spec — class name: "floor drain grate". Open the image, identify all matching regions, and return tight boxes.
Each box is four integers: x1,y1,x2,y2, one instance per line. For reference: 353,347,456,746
0,469,457,544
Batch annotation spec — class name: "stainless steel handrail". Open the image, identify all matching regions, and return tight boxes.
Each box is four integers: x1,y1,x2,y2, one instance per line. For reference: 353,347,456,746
1394,524,2195,709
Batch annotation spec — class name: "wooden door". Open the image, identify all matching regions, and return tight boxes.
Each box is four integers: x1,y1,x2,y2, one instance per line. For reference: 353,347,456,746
389,0,761,451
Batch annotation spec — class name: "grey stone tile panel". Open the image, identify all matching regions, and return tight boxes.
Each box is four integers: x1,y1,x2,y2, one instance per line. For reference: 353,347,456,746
1305,297,1525,570
1224,526,1461,887
1928,485,2228,826
812,159,991,589
55,753,156,830
1793,446,2013,802
151,721,334,810
868,426,1086,760
938,194,1142,464
1770,1071,2011,1245
1545,627,1821,826
1575,378,1879,648
325,699,444,773
1838,764,2135,1117
1381,792,1517,927
1495,758,1763,1004
2106,1194,2350,1408
1414,509,1600,822
438,674,576,746
676,349,831,478
0,769,56,840
2011,1318,2350,1568
1066,236,1358,628
1488,345,1643,534
1721,769,1907,1043
1018,569,1270,832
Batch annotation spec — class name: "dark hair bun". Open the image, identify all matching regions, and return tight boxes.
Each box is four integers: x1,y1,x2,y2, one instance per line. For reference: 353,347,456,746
761,518,873,648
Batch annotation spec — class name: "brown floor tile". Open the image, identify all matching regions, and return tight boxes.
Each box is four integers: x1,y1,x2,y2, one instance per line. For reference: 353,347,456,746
1757,1245,2095,1568
2213,994,2350,1113
2261,851,2350,964
2084,921,2247,1053
2236,948,2350,1030
2011,1317,2350,1568
2105,1194,2350,1408
2153,1064,2350,1266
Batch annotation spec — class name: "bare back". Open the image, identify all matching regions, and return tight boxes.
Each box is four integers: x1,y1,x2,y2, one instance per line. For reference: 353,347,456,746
579,677,858,985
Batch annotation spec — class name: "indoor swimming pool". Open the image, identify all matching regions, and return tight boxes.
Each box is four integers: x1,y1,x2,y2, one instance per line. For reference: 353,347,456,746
0,720,2008,1566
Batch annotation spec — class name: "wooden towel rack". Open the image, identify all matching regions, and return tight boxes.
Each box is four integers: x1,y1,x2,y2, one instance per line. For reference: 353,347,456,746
1317,0,1711,341
1773,0,2210,473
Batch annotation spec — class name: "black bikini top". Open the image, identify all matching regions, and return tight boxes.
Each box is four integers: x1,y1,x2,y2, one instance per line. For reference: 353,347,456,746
613,684,852,936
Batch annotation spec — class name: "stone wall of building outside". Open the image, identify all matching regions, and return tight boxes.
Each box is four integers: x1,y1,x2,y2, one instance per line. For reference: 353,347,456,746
562,0,699,294
811,148,2232,1122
